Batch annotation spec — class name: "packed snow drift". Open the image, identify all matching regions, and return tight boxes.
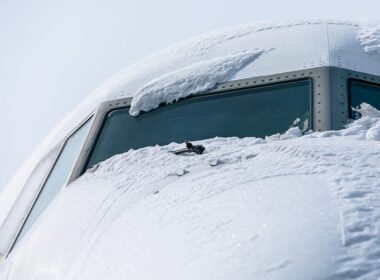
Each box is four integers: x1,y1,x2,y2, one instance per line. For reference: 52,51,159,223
2,104,379,280
129,49,264,115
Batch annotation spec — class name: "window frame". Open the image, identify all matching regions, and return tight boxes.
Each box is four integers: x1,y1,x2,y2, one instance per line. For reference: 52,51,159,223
347,78,380,118
74,67,352,184
83,78,313,171
69,68,329,183
0,114,94,259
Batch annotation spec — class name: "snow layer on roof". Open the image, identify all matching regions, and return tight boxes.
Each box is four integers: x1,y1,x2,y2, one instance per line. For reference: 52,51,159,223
3,104,380,279
3,19,380,227
129,48,264,115
40,19,380,138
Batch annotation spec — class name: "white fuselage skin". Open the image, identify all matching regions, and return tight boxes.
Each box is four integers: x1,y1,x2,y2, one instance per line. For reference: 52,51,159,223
1,132,380,280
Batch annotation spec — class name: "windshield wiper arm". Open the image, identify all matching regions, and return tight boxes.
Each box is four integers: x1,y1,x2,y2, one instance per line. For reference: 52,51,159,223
172,141,205,155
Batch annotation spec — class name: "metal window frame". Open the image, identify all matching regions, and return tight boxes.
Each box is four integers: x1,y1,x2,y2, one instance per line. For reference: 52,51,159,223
347,77,380,118
68,67,324,183
83,77,314,173
0,114,94,259
69,66,380,185
329,67,380,129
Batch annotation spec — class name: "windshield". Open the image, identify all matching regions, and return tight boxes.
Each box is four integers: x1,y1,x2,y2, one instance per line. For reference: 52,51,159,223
13,118,92,248
85,79,311,170
349,79,380,119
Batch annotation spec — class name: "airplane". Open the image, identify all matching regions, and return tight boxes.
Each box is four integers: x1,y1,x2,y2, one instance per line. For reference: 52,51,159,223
1,19,380,279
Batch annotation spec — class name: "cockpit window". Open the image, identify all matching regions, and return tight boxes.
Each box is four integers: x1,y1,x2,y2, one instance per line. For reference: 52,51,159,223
13,118,91,246
349,80,380,119
85,79,311,169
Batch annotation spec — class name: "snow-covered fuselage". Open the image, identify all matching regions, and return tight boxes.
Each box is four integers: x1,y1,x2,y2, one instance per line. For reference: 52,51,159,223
1,20,380,279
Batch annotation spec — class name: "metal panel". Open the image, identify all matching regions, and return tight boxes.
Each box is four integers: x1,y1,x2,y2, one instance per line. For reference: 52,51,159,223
330,67,349,130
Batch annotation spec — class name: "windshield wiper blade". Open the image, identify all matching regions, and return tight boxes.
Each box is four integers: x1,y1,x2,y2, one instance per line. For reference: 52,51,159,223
172,141,205,155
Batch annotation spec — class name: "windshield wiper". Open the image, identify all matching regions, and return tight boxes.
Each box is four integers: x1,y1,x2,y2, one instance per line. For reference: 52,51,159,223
172,141,205,155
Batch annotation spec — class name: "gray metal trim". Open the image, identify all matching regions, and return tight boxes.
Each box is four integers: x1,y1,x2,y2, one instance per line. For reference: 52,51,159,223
69,67,323,183
0,142,64,259
67,66,380,185
0,113,95,260
330,67,380,129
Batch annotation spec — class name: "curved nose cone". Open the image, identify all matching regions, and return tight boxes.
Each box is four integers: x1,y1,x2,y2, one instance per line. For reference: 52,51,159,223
77,174,342,280
10,136,378,280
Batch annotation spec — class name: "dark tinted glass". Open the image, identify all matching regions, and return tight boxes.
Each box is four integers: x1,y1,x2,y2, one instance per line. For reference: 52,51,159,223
15,119,91,244
349,80,380,119
87,79,311,168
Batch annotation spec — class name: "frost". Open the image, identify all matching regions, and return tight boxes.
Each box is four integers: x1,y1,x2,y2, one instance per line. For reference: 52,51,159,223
129,49,264,116
357,20,380,59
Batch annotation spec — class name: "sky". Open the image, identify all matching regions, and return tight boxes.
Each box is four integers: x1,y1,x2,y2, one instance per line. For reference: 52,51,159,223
1,0,380,192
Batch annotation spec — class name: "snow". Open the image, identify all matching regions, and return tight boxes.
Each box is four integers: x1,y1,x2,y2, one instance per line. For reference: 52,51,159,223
2,18,380,278
4,20,380,225
2,104,380,279
129,49,264,116
357,20,380,59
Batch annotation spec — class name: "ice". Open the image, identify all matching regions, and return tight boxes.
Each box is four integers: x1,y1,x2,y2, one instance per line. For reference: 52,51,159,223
129,49,264,116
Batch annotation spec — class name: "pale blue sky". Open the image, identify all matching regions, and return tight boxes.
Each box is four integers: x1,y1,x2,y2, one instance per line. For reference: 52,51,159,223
1,0,380,191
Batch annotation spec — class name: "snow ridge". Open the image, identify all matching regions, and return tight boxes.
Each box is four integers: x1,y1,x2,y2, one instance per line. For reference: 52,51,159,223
129,49,264,116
